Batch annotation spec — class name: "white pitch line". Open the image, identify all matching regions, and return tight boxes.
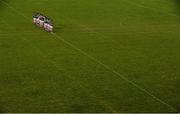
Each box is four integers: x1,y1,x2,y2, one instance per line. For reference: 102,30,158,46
0,1,117,111
0,0,177,112
51,32,177,112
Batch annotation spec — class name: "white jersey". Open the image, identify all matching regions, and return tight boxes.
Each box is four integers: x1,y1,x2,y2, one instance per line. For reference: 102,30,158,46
49,25,53,32
39,20,44,27
44,23,48,30
33,18,37,24
36,18,40,24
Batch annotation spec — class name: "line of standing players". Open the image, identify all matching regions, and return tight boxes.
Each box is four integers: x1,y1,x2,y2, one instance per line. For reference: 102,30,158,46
33,13,53,32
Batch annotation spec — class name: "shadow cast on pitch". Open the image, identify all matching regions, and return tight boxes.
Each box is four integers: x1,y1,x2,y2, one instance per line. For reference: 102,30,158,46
0,0,10,11
0,98,5,113
173,0,180,15
54,26,62,32
0,105,4,113
53,24,72,33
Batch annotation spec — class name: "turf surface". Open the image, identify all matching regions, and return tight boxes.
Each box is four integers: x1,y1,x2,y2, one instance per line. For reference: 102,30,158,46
0,0,180,112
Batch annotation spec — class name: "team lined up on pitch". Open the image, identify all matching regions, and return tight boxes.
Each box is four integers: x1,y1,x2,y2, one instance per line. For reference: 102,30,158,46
33,13,53,32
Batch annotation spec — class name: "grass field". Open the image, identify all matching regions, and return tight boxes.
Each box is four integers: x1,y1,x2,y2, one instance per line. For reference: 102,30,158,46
0,0,180,112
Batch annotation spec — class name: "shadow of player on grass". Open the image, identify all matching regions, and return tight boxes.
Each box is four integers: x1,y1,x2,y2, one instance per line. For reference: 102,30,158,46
0,98,5,113
53,24,74,33
0,0,10,11
173,0,180,15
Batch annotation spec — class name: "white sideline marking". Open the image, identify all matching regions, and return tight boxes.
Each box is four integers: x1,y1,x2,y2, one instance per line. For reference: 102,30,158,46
0,0,177,112
51,32,177,112
0,1,116,111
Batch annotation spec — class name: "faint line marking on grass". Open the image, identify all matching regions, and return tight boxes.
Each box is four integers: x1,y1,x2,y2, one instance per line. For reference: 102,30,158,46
0,0,177,112
22,36,116,113
124,0,180,18
63,18,120,45
51,32,177,112
61,26,179,34
0,1,117,112
25,38,117,112
21,36,116,113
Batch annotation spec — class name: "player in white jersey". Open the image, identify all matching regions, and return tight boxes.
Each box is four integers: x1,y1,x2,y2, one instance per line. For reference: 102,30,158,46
36,15,42,25
49,24,53,32
36,18,40,25
44,22,48,31
44,18,53,32
39,17,45,27
33,13,39,24
33,13,54,32
33,17,36,24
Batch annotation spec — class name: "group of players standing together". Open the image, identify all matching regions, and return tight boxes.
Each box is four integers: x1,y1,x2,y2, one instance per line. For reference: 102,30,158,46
33,13,53,32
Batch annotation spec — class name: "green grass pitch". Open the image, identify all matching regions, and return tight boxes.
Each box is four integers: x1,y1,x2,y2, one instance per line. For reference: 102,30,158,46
0,0,180,112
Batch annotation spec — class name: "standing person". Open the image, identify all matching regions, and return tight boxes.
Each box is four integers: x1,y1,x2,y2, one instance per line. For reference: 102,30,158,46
36,14,43,25
47,22,53,32
33,14,36,24
39,16,45,27
45,18,53,32
49,23,53,32
33,13,39,24
36,17,40,25
32,13,54,32
44,19,49,31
